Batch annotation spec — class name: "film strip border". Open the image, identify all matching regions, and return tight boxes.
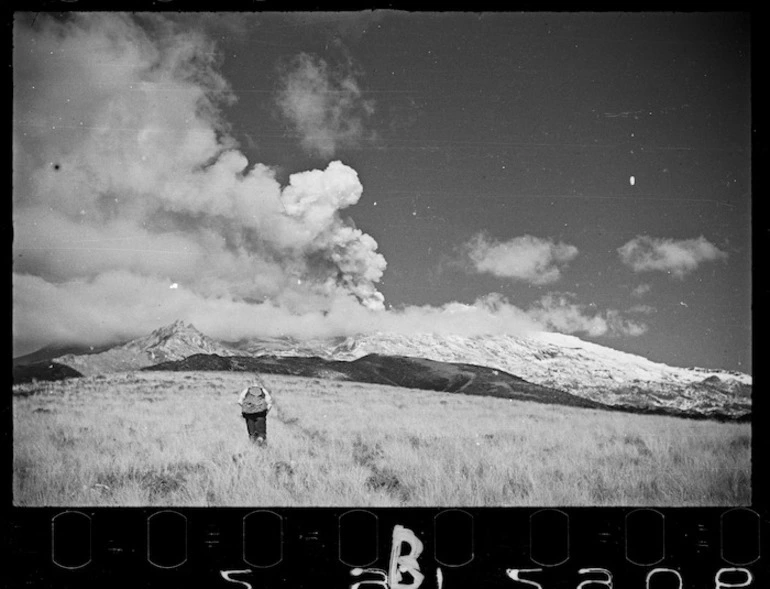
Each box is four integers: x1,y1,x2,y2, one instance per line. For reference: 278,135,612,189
8,507,766,587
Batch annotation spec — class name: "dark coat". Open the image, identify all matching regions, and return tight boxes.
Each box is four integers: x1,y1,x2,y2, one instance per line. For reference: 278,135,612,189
241,386,269,414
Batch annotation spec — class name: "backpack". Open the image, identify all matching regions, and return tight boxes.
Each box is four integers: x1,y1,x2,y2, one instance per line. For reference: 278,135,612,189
242,386,269,414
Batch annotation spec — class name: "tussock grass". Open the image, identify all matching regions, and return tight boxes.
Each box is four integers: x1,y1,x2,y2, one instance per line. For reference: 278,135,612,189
13,371,751,506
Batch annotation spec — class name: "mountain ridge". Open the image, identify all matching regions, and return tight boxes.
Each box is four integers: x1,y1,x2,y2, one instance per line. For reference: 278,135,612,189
229,330,752,419
50,320,238,376
143,350,607,410
13,321,751,420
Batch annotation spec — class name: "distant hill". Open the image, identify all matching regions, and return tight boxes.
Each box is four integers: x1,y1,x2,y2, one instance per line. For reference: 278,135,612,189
13,361,83,385
13,343,113,367
143,351,747,421
144,352,606,410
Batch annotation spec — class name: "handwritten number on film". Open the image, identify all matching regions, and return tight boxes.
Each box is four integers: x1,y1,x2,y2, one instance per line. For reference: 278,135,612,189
351,525,431,589
220,525,755,588
506,566,755,589
220,569,254,589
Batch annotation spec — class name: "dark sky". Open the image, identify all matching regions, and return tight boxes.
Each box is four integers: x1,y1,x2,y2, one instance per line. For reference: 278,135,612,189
12,12,752,372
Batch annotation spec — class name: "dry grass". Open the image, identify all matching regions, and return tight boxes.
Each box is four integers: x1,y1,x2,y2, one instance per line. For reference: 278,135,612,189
13,371,751,506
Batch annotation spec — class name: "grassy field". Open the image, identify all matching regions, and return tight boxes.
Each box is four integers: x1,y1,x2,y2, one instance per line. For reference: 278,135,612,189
13,371,751,506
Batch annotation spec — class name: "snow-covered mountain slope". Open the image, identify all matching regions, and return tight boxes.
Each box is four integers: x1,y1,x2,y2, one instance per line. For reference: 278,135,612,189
254,331,751,419
46,320,750,419
224,335,349,358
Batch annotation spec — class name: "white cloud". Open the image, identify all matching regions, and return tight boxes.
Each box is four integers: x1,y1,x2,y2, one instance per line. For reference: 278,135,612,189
465,234,579,284
12,274,542,353
276,52,375,157
618,235,727,278
14,267,653,355
631,283,651,298
527,293,647,338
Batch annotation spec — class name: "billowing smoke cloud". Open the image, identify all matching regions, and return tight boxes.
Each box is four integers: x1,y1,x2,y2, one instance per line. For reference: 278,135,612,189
13,13,385,353
276,52,375,157
528,293,648,338
465,233,579,284
618,235,727,278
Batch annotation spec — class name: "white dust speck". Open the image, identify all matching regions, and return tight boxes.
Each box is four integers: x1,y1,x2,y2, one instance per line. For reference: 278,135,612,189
629,176,636,186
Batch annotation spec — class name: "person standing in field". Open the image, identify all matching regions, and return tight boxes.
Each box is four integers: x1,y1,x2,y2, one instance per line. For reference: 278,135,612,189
237,378,274,446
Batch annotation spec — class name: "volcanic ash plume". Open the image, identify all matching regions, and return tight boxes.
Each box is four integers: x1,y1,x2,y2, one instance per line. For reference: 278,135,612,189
12,13,385,352
278,162,387,310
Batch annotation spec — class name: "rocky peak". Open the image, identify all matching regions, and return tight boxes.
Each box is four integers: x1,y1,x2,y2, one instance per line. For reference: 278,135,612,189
148,320,200,343
124,320,230,360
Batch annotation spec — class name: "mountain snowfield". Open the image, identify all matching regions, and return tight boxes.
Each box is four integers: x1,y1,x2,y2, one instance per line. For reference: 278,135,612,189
247,330,751,419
